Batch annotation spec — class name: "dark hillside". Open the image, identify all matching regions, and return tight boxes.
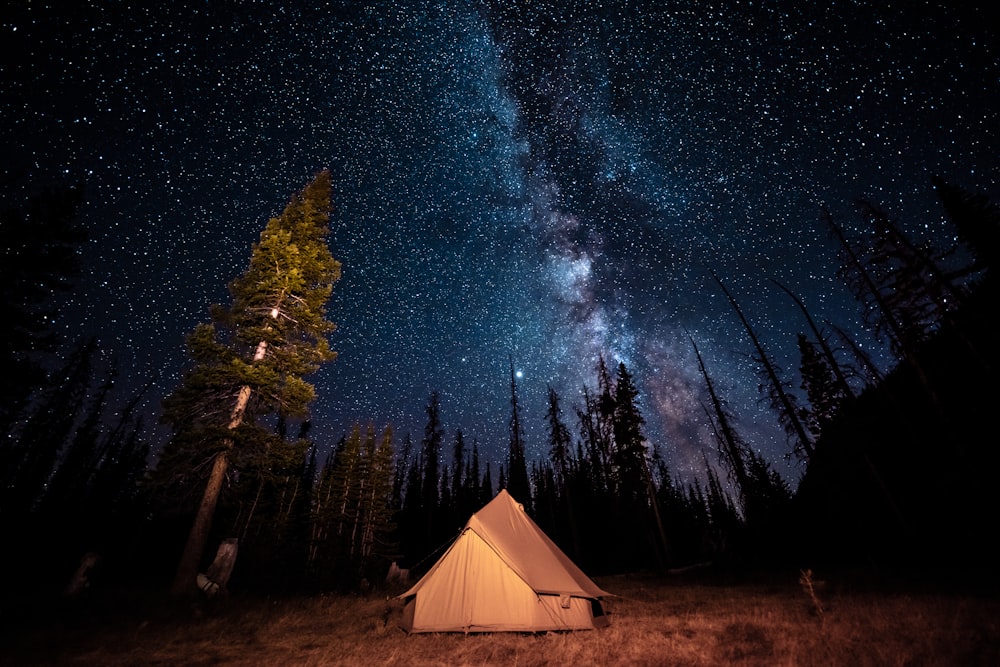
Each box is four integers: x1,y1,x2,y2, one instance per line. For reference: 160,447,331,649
793,272,999,577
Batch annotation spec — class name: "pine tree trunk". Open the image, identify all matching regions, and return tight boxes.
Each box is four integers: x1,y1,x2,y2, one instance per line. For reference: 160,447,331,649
171,448,231,597
171,342,266,598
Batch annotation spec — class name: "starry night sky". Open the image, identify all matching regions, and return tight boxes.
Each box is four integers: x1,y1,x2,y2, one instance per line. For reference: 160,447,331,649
5,2,998,486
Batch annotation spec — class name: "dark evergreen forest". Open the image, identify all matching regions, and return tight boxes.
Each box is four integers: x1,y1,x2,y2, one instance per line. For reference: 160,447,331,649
2,173,997,598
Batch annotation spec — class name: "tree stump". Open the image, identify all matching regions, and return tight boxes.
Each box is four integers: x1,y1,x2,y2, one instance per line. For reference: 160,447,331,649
198,538,238,597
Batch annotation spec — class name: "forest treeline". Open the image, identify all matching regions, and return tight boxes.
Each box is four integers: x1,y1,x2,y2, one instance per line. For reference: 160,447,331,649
1,172,997,596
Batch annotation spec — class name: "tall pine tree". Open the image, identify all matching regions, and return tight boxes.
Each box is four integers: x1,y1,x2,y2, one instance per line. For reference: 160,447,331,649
156,171,341,597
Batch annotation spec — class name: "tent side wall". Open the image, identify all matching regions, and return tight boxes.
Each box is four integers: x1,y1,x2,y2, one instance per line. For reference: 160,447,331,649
399,529,607,633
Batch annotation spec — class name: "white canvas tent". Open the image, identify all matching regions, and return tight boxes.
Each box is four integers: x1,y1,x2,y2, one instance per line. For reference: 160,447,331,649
397,489,611,633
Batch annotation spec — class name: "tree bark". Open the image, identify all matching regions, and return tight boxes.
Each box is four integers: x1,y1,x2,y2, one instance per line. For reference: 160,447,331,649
171,449,232,597
170,341,268,598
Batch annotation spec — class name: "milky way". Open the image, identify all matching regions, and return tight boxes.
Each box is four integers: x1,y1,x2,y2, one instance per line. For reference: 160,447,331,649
5,2,998,486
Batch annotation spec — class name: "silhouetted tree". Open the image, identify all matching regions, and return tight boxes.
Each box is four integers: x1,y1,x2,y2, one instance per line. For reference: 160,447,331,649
797,333,849,440
398,439,424,567
690,334,767,526
308,438,339,572
544,385,582,560
859,201,968,351
0,182,86,432
611,362,647,507
304,423,396,590
480,460,494,504
825,206,943,415
439,468,452,532
712,272,814,459
420,391,444,552
242,423,315,587
89,397,151,522
828,321,886,388
703,460,742,564
773,279,857,401
273,441,316,591
506,358,532,507
0,337,97,518
449,428,466,525
315,426,364,588
612,362,669,569
932,175,1000,274
357,424,396,582
531,460,559,536
575,385,608,495
545,385,573,488
37,359,115,519
594,357,617,490
391,432,412,514
463,438,483,513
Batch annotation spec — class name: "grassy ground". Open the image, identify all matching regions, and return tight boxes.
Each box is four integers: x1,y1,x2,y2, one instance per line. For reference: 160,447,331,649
2,571,998,666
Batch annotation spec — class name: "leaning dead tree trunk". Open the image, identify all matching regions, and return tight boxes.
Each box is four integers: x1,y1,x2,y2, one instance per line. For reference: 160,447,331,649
823,208,944,419
828,322,885,387
690,334,750,495
710,271,815,460
771,279,856,402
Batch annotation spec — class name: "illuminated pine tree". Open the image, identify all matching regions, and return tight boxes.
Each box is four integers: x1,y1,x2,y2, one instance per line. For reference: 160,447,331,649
334,425,365,557
155,171,341,597
358,424,396,569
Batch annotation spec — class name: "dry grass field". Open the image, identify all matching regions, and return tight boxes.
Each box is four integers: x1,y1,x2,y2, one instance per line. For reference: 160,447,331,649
3,572,998,666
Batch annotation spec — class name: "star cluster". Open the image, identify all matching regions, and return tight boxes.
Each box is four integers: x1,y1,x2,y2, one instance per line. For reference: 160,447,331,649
4,1,997,484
